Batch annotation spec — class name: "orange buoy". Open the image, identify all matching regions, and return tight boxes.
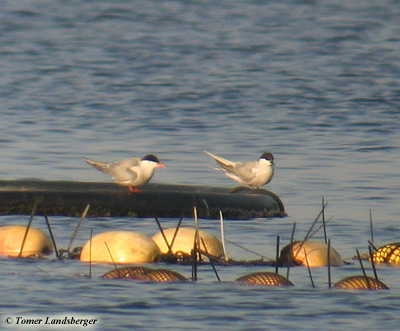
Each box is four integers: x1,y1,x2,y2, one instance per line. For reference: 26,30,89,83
80,231,160,264
0,225,53,257
152,227,224,259
279,241,343,267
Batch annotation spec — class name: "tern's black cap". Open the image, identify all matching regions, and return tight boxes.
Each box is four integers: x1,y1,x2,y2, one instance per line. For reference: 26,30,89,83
260,152,274,162
142,154,161,163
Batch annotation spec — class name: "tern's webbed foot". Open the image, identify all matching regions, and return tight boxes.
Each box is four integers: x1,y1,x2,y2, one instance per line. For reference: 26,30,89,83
128,187,142,193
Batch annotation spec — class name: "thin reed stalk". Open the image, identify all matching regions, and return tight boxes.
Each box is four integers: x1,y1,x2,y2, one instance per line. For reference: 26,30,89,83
322,197,327,244
369,210,374,245
327,239,331,288
67,204,90,252
89,229,93,278
170,218,183,252
286,222,296,279
201,238,221,281
356,249,371,289
225,239,267,260
105,241,121,278
18,200,38,257
275,235,280,274
303,247,315,288
368,245,379,281
219,211,228,262
155,217,172,253
44,215,59,259
303,202,328,242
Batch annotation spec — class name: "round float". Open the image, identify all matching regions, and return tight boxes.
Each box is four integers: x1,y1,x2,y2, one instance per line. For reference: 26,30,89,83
80,231,160,264
101,266,187,282
236,271,294,287
279,241,343,267
152,227,224,258
0,225,53,257
334,275,389,290
371,242,400,265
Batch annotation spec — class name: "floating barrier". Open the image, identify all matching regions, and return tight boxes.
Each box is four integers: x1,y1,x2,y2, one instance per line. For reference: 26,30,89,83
0,180,286,219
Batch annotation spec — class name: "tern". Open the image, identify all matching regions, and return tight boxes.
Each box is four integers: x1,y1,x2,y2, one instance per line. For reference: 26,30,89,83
204,150,274,188
82,154,166,192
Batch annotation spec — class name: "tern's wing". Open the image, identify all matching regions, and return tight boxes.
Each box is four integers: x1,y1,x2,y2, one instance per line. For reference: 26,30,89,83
204,150,235,171
108,157,141,183
232,161,259,182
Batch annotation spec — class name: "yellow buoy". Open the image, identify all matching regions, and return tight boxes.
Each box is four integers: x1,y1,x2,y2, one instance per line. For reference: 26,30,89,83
0,225,53,257
280,240,343,267
80,231,160,264
152,227,224,258
371,242,400,265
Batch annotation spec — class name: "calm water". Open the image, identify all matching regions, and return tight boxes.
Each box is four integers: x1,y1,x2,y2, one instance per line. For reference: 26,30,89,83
1,0,400,330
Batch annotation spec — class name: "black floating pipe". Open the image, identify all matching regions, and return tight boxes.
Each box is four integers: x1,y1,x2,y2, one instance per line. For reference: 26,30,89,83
0,180,286,220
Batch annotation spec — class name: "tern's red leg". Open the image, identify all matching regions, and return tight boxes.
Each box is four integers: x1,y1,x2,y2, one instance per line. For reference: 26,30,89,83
128,186,142,193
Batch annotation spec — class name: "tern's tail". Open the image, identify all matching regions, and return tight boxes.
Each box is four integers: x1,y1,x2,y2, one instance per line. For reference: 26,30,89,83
81,156,110,174
204,150,235,170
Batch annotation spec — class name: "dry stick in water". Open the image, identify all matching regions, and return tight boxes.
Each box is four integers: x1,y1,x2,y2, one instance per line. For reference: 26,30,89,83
303,201,328,242
105,241,121,278
170,217,183,252
225,239,268,260
327,239,332,288
191,207,200,281
219,211,228,262
89,228,93,278
356,248,371,290
292,202,330,264
191,245,197,281
368,245,379,281
67,204,90,253
322,197,327,244
155,217,172,254
193,207,201,252
286,222,296,279
368,240,377,251
18,200,38,257
303,247,315,288
308,216,334,240
44,215,59,259
369,209,374,245
275,235,280,274
200,238,221,282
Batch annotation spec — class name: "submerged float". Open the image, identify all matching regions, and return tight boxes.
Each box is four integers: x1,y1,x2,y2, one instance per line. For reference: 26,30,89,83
0,180,285,219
